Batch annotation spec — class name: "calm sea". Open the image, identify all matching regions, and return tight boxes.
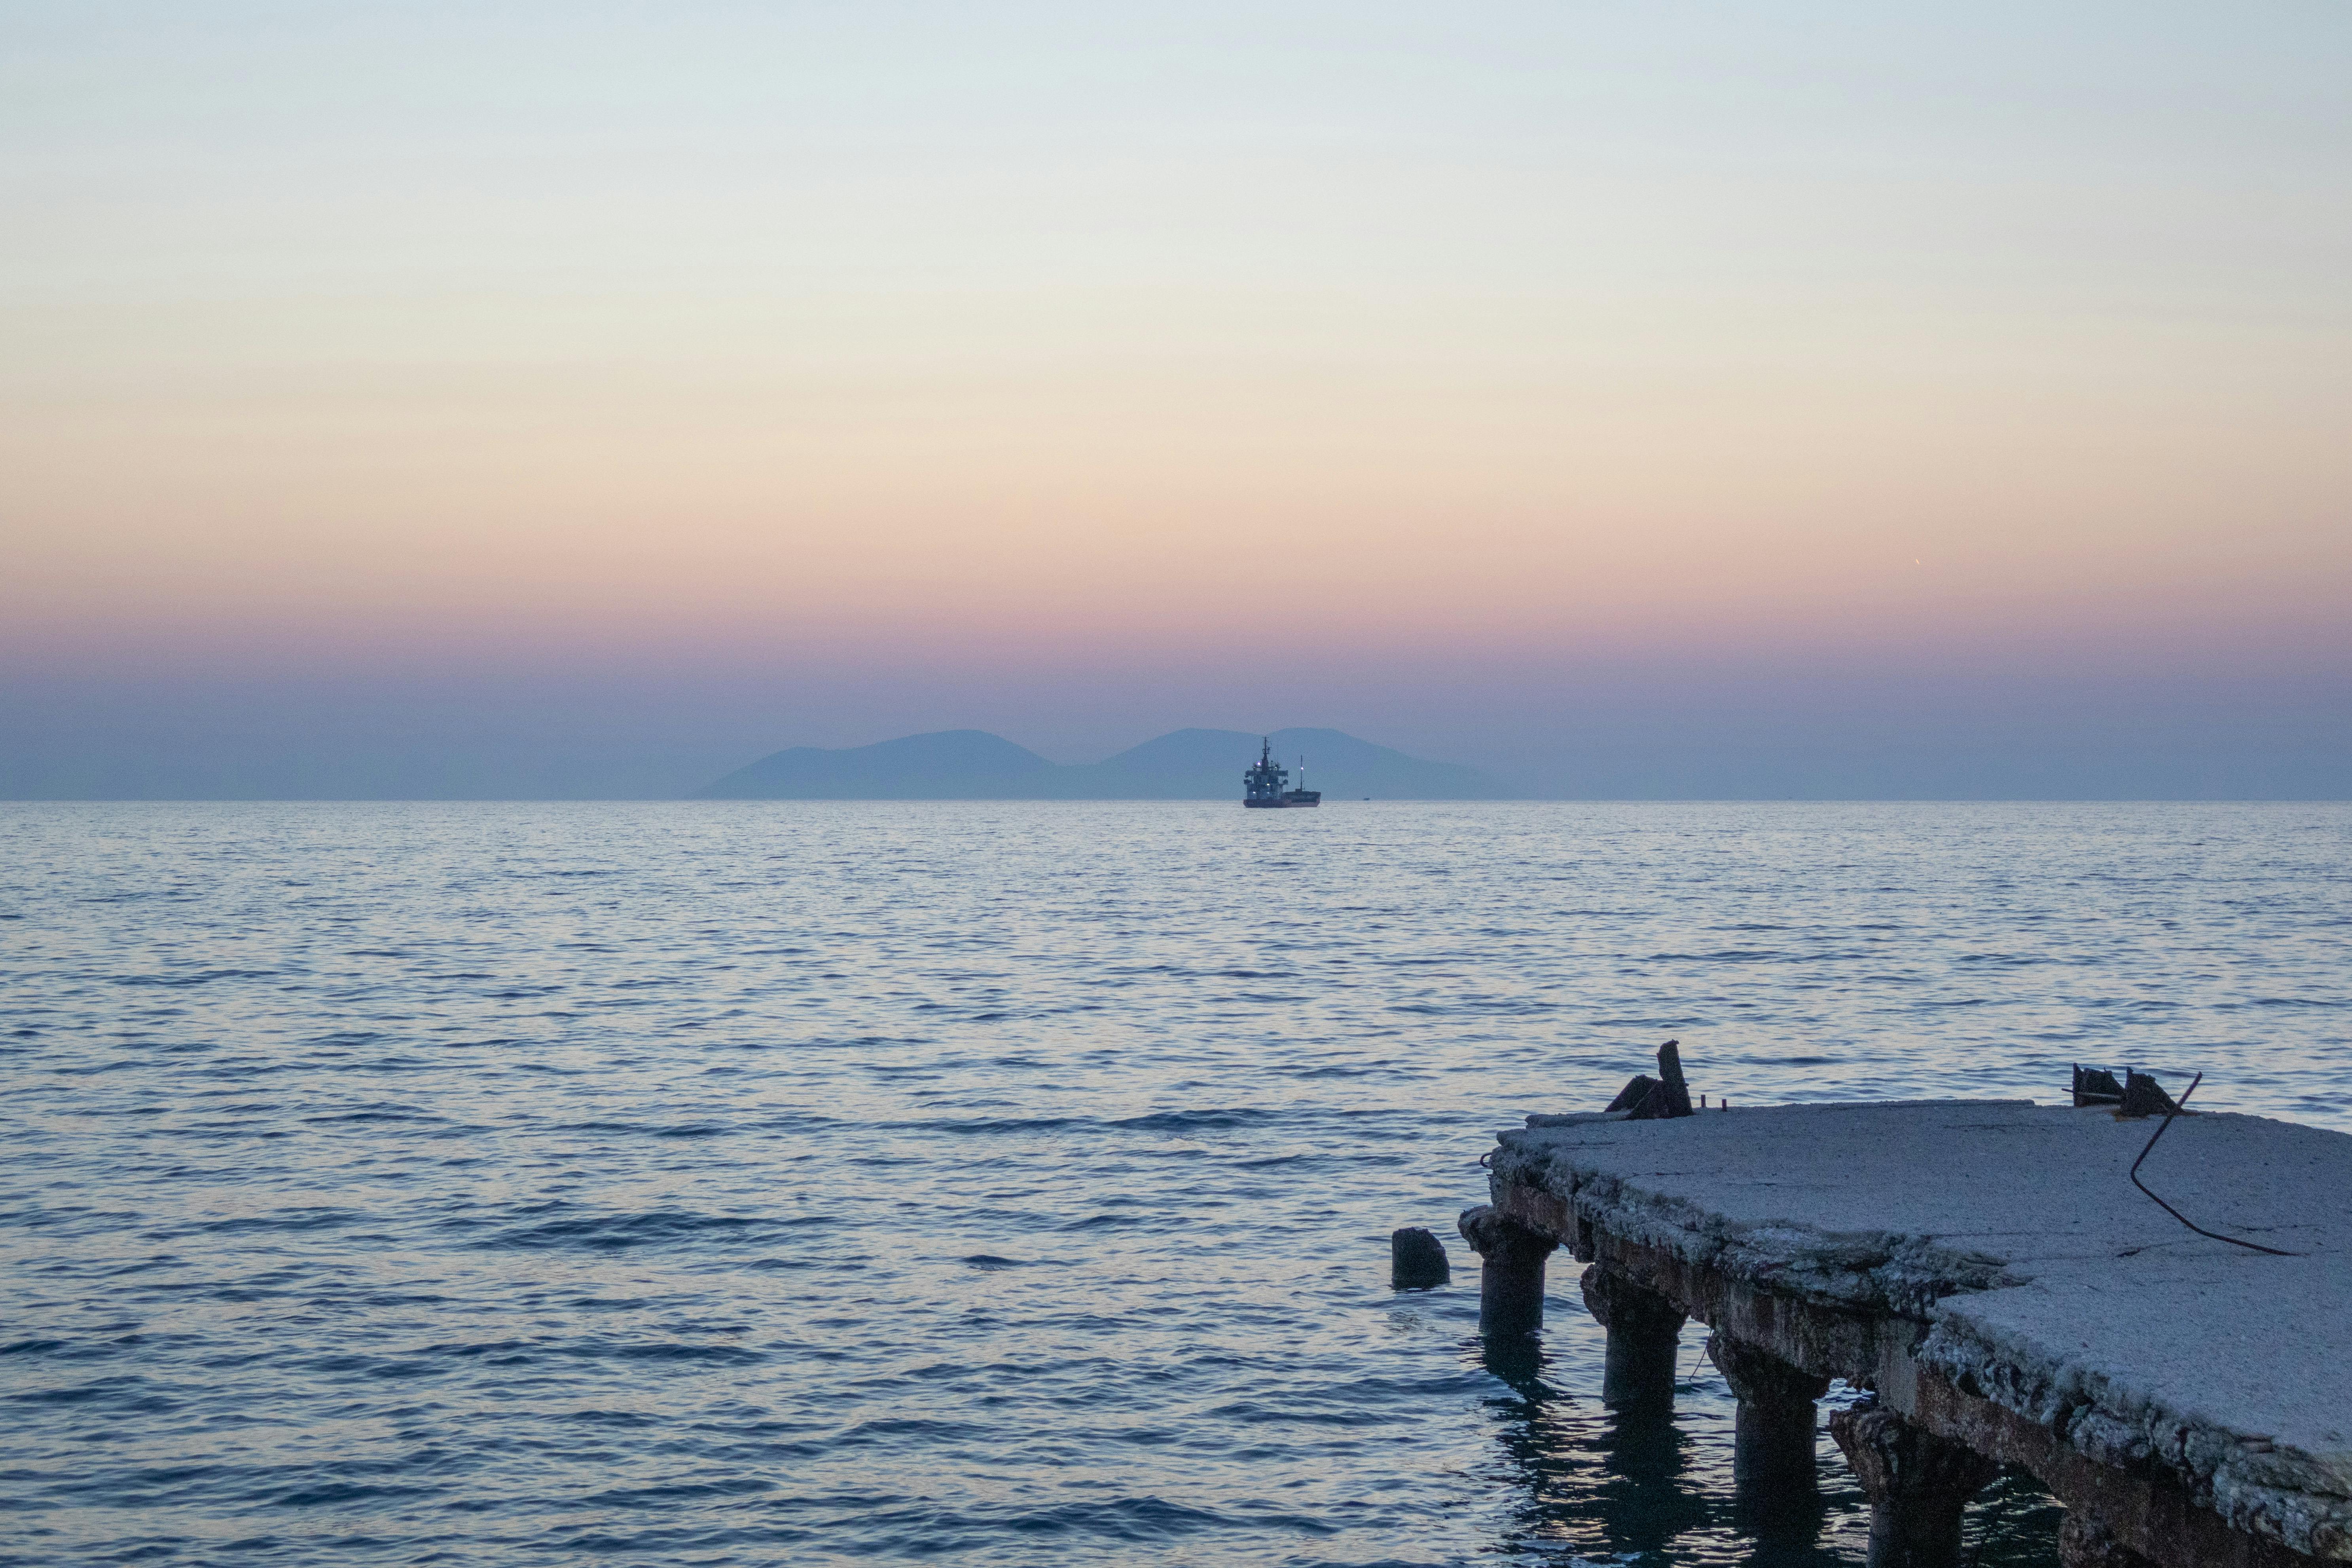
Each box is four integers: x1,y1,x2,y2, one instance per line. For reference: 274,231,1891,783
5,802,2348,1566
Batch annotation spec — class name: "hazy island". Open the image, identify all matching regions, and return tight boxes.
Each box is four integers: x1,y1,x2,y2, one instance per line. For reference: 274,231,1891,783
696,727,1511,800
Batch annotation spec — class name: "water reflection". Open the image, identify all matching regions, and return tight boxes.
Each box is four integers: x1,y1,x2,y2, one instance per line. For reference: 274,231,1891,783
1727,1481,1830,1557
10,801,2333,1564
1965,1469,2068,1568
1474,1334,1712,1559
1472,1333,2066,1564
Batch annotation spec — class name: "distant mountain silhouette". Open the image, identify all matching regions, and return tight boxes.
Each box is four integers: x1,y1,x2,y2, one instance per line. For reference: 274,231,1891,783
698,727,1510,800
696,730,1061,799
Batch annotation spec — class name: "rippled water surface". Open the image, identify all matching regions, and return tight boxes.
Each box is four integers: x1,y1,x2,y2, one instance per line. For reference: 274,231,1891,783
6,801,2349,1566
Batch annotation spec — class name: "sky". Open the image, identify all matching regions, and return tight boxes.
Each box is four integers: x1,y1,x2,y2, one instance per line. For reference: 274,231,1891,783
4,2,2348,797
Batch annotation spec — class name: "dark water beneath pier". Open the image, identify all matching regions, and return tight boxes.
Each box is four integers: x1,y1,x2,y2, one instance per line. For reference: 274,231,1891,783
5,801,2348,1566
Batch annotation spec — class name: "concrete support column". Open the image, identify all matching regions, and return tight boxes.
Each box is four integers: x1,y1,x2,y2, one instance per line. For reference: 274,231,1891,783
1708,1333,1831,1493
2058,1514,2155,1568
1579,1263,1687,1409
1457,1204,1558,1336
1828,1405,2000,1568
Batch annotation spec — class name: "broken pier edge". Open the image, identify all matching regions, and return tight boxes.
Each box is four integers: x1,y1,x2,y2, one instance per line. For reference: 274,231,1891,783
1472,1096,2351,1568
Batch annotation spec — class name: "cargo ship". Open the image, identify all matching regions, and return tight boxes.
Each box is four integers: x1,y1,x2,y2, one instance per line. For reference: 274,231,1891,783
1243,737,1321,808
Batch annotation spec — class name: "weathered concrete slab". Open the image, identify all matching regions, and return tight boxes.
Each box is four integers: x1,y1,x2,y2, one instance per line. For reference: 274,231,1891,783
1491,1100,2352,1561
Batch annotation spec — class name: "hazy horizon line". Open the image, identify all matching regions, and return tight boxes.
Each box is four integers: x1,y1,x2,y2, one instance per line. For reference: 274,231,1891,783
7,795,2345,805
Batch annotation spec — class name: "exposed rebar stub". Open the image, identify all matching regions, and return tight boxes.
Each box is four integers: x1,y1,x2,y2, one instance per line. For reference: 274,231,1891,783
1829,1405,2000,1568
2057,1514,2155,1568
1709,1333,1831,1492
1458,1204,1557,1336
2072,1063,2125,1107
1579,1263,1687,1409
2119,1070,2180,1118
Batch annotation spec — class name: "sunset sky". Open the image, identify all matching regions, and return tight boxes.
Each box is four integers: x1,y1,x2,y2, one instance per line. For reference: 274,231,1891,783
6,3,2347,796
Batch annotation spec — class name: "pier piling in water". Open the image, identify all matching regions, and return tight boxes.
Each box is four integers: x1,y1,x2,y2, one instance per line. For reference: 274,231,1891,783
1830,1403,2000,1568
1579,1261,1686,1409
1457,1204,1556,1336
1708,1332,1830,1494
2059,1513,2159,1567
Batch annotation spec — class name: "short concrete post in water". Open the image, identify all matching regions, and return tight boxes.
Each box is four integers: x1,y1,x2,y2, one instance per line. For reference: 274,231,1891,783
1828,1405,2000,1568
1578,1263,1687,1409
2057,1514,2155,1568
1457,1204,1557,1336
1708,1333,1830,1492
1390,1226,1450,1289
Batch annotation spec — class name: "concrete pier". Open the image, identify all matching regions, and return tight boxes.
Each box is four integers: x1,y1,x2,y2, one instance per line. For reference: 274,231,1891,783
1483,1099,2352,1567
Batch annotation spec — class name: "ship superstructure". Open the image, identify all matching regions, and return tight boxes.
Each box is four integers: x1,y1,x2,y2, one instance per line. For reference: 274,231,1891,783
1242,738,1321,808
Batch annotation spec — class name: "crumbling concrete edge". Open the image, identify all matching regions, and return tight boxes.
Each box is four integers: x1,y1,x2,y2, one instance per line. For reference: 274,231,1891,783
1492,1126,2023,1317
1487,1139,2352,1563
1915,1316,2352,1558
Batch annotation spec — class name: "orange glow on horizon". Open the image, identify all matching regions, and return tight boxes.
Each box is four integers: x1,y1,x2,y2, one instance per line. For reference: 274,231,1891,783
6,6,2348,696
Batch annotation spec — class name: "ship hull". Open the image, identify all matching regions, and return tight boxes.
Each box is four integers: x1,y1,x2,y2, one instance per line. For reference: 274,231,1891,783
1241,739,1317,806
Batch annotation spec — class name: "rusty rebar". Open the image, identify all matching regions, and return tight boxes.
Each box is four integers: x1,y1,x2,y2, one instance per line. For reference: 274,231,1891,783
2127,1072,2303,1258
